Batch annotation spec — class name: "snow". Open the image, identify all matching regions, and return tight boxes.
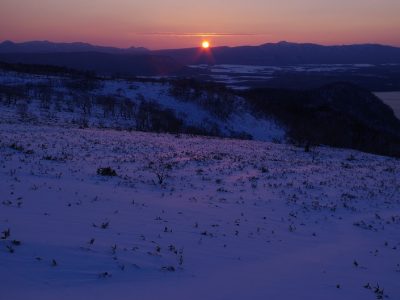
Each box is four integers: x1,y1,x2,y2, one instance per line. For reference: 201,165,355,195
0,68,399,299
1,119,399,300
0,70,285,142
101,79,213,126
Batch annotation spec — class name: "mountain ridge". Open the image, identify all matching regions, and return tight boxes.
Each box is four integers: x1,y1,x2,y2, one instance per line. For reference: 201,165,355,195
0,51,186,76
154,41,400,65
0,40,149,54
2,40,400,76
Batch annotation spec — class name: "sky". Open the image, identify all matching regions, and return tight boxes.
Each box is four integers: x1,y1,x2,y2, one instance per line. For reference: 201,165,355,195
1,0,400,49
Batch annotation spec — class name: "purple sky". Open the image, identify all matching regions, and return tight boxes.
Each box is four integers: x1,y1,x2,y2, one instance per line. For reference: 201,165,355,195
1,0,400,49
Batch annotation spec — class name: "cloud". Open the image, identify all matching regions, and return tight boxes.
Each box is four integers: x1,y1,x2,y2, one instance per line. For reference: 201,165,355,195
132,32,268,37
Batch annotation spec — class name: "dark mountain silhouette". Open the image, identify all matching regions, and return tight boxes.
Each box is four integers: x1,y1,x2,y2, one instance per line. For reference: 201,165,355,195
0,40,149,54
0,52,185,76
2,40,400,76
154,41,400,65
2,40,400,66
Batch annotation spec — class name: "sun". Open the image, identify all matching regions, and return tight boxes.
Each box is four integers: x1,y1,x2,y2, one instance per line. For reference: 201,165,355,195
202,41,210,49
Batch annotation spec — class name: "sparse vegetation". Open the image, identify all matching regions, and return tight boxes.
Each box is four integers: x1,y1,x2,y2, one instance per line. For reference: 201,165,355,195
0,64,399,299
97,167,117,177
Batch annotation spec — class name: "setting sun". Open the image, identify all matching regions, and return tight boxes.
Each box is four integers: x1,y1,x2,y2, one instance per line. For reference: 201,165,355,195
202,41,210,49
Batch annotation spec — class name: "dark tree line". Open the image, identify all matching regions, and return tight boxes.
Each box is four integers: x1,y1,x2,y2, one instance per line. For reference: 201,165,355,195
241,82,400,157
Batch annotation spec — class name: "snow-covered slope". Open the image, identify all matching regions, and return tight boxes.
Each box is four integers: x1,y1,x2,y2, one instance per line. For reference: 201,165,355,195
1,119,399,300
0,70,284,142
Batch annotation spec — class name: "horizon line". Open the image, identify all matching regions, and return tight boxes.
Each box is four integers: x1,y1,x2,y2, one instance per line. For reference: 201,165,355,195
1,39,400,51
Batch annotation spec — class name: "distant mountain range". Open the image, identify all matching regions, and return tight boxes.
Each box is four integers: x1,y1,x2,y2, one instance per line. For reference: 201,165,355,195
0,40,149,54
0,52,184,76
154,41,400,65
1,40,400,76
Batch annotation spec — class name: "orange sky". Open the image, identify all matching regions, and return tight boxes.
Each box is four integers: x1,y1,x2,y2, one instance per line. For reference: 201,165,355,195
1,0,400,49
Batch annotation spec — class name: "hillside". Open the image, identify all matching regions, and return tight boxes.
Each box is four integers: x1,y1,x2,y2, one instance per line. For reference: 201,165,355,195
242,83,400,157
0,66,284,142
0,120,399,300
1,63,400,157
1,61,400,300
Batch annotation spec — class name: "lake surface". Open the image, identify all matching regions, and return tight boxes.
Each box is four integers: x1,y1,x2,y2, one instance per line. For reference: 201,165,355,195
189,64,373,89
374,91,400,119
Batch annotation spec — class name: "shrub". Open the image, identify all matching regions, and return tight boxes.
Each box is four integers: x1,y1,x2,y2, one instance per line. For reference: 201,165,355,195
97,167,117,177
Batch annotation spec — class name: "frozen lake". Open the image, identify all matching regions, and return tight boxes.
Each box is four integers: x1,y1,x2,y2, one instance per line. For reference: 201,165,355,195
189,64,373,89
374,91,400,119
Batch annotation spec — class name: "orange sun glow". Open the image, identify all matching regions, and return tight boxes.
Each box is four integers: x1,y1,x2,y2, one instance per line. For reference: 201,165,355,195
202,41,210,49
